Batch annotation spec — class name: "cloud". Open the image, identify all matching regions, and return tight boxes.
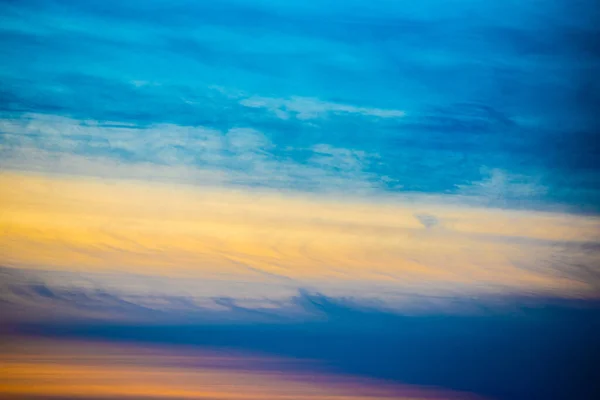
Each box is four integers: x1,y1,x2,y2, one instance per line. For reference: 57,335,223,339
240,96,406,120
6,281,599,400
0,267,486,325
2,171,599,303
0,113,385,193
455,168,548,207
414,213,440,229
0,335,472,400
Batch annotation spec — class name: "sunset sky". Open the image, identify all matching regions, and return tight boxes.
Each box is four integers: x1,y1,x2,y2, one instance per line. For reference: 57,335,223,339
1,1,599,399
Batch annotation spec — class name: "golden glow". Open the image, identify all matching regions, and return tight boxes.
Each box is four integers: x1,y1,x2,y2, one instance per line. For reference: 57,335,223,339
0,337,474,400
1,171,598,298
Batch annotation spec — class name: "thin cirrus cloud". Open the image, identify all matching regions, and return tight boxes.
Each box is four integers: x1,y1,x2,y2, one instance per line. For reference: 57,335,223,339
0,114,386,193
239,95,406,120
1,170,599,303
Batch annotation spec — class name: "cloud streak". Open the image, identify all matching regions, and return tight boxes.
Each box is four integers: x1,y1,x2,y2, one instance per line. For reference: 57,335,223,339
3,283,598,400
1,172,599,302
2,336,471,400
240,95,406,120
0,114,387,193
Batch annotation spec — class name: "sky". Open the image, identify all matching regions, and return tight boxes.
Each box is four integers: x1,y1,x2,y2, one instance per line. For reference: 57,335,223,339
0,1,599,399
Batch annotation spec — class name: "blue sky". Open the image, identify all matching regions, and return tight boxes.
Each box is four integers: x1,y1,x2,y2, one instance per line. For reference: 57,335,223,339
1,0,599,211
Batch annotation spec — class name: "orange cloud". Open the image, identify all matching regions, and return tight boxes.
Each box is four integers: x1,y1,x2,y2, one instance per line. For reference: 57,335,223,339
0,336,478,400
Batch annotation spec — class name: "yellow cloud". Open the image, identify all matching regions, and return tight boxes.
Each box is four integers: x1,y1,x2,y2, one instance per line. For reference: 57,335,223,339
1,171,598,299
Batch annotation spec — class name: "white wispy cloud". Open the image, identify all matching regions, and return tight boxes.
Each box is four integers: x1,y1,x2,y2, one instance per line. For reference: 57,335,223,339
240,96,406,120
0,114,572,210
456,168,548,206
0,113,384,193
